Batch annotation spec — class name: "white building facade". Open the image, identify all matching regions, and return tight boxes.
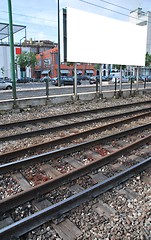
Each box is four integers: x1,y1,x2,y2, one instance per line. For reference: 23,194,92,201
0,45,31,79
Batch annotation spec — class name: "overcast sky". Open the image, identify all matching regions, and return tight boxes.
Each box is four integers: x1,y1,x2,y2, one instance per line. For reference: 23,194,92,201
0,0,151,43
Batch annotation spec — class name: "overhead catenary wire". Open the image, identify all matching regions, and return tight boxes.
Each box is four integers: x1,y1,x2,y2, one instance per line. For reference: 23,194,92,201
79,0,151,24
0,0,149,26
97,0,132,11
1,1,150,25
1,10,57,23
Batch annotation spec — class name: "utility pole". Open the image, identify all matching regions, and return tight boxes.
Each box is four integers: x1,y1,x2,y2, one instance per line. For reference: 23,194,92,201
8,0,17,102
57,0,61,87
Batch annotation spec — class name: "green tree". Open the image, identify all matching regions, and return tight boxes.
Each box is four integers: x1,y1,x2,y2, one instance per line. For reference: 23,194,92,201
145,52,151,67
94,64,100,70
112,64,126,71
16,51,38,78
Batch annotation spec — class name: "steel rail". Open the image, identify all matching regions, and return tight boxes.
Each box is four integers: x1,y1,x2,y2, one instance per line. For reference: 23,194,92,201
0,157,150,240
0,122,151,174
0,134,151,214
1,111,151,162
1,106,151,142
1,100,151,129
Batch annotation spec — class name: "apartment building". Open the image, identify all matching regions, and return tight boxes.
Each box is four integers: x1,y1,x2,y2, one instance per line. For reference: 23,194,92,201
34,47,104,79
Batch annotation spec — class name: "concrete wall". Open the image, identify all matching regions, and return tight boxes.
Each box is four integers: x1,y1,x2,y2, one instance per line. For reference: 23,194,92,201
0,88,148,111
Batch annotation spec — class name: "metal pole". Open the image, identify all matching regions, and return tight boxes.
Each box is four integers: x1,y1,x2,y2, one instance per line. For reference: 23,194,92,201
130,77,133,96
45,77,49,100
136,66,139,91
57,0,61,87
8,0,17,102
99,64,102,95
74,63,77,97
119,65,122,91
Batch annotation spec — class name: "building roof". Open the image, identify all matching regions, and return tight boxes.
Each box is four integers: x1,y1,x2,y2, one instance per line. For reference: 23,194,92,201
0,22,26,41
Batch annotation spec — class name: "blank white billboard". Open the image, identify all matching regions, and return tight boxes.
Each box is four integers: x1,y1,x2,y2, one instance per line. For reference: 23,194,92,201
61,7,147,66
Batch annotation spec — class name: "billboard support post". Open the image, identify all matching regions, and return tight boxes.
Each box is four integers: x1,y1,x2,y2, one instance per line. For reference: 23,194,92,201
119,65,122,91
73,63,77,98
99,64,103,99
136,66,139,92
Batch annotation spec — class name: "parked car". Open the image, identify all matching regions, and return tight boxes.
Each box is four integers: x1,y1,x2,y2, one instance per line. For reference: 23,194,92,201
65,77,81,85
73,75,91,81
0,77,12,82
40,76,51,82
89,76,98,84
139,75,151,82
51,77,64,86
80,75,91,80
51,76,81,86
89,75,111,84
111,76,129,83
0,79,12,90
146,75,151,81
128,75,136,82
17,77,33,83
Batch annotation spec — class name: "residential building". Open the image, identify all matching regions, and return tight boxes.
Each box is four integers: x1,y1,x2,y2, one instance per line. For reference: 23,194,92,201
0,36,57,79
34,47,104,79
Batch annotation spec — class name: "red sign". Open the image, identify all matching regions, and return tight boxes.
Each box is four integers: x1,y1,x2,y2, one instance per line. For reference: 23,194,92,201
16,48,22,55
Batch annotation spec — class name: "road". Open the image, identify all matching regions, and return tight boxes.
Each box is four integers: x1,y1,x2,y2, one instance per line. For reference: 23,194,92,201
0,80,148,101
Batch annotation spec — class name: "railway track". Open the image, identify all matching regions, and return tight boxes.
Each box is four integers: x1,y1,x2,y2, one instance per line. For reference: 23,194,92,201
0,126,151,238
1,100,151,129
1,102,151,159
0,110,151,163
0,100,151,239
0,106,151,143
1,101,151,141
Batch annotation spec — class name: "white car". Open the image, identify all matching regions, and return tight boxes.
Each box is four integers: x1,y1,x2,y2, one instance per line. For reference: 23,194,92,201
111,76,129,83
0,80,12,90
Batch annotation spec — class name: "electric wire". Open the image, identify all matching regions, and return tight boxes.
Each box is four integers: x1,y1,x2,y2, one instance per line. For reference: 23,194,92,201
1,10,57,23
79,0,151,24
1,1,150,25
97,0,132,11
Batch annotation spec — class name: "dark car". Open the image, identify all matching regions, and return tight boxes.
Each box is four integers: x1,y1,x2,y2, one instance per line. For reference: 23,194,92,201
51,77,64,86
51,76,81,86
146,75,151,81
40,76,51,82
77,76,83,81
17,77,33,83
141,75,151,82
69,77,81,85
78,75,91,80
